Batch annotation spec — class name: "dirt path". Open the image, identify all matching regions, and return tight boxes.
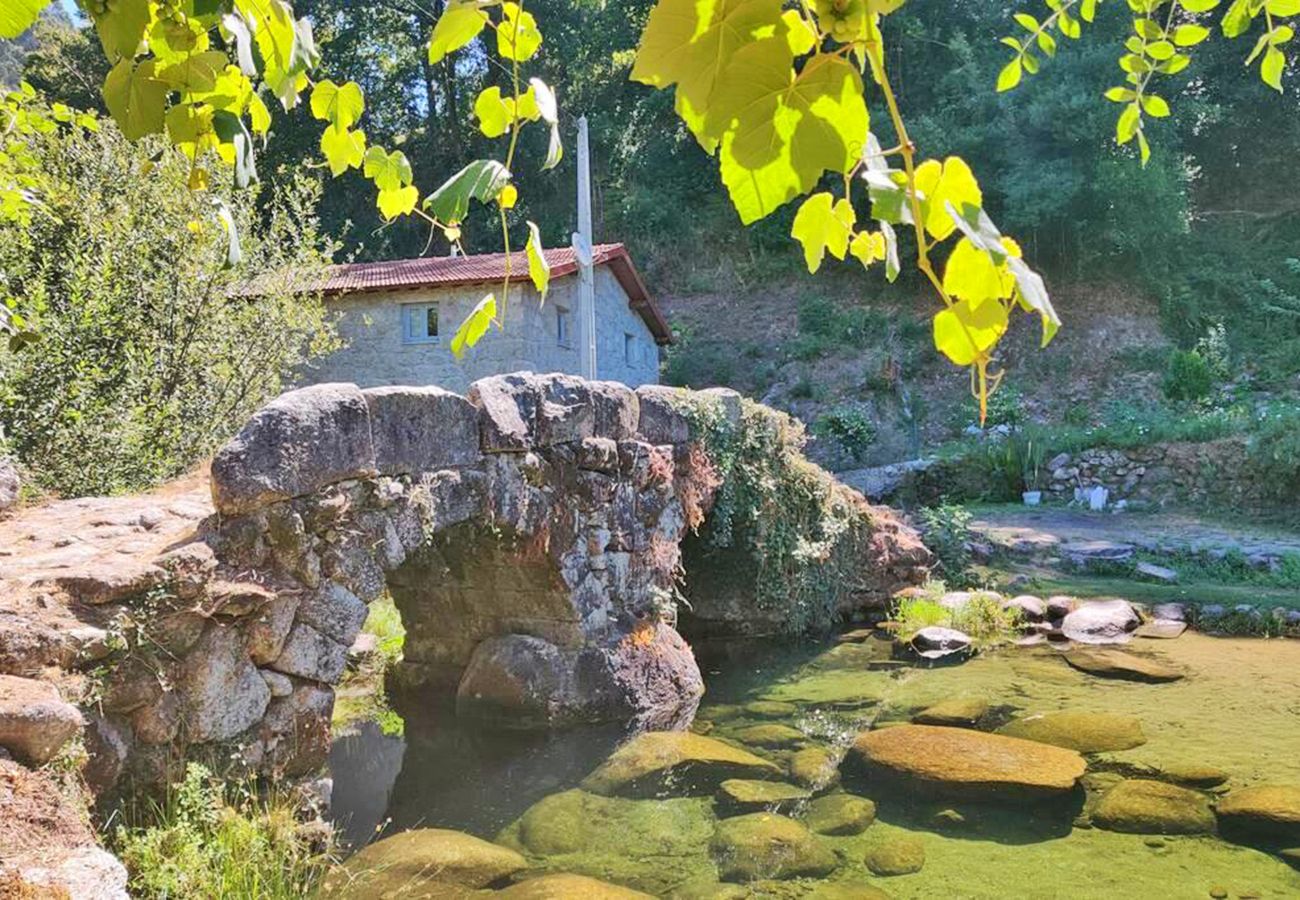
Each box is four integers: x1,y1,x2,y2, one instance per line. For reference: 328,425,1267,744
970,505,1300,562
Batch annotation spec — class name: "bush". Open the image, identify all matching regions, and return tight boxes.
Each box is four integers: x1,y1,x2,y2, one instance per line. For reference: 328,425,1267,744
916,503,973,584
813,404,877,463
892,585,1021,647
0,113,339,497
1162,349,1215,402
1246,405,1300,502
112,763,333,899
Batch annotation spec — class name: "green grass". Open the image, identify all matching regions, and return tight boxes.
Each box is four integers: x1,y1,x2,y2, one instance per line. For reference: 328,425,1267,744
333,595,406,735
892,583,1023,648
111,763,333,899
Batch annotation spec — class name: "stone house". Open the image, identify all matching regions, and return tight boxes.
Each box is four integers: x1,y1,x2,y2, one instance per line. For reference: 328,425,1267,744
302,243,671,393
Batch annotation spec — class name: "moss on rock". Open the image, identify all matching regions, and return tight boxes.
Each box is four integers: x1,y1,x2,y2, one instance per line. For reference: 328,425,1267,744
709,812,837,883
1091,779,1215,835
997,710,1147,753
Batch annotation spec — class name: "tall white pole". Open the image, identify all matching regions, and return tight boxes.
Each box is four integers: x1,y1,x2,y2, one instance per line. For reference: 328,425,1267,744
575,116,598,381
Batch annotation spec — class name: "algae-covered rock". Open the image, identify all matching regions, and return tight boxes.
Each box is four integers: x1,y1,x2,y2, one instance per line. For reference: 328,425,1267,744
716,779,810,814
731,723,806,749
805,881,893,899
1215,785,1300,845
997,711,1146,753
760,671,887,708
580,731,782,798
1155,763,1229,788
497,874,654,898
323,828,527,897
864,835,925,876
847,724,1086,800
1092,779,1215,835
788,746,841,790
742,700,798,719
1062,647,1182,683
709,812,837,882
803,792,876,836
912,697,989,727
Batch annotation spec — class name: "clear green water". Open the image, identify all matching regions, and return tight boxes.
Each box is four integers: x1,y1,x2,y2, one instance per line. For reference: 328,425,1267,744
329,632,1300,898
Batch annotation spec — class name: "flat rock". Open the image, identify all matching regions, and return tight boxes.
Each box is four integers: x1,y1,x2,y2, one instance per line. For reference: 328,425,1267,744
997,710,1146,753
732,723,806,749
1155,763,1229,788
1215,785,1300,845
913,697,989,727
804,881,893,900
803,792,876,836
1135,620,1188,640
1061,599,1140,645
1092,779,1215,834
910,626,972,659
864,835,925,876
847,724,1087,801
1063,647,1183,683
363,385,480,475
717,779,810,814
709,813,836,882
323,828,527,896
8,847,129,900
1062,540,1135,564
742,700,798,719
1136,561,1178,583
580,731,782,798
0,675,82,766
497,874,654,899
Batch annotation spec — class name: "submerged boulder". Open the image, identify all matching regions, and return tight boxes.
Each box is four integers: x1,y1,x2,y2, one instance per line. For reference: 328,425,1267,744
709,813,837,882
913,697,989,727
846,724,1087,801
323,828,527,896
1215,785,1300,845
716,779,810,815
864,834,925,876
787,746,842,790
803,792,877,836
1092,779,1215,835
580,731,781,798
1060,599,1140,645
732,723,806,749
1062,647,1183,683
910,626,972,659
497,874,653,899
997,711,1146,753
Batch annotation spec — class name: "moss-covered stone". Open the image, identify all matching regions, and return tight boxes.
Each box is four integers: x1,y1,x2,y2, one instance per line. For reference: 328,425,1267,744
709,813,837,882
731,723,807,749
579,731,782,798
1092,779,1215,835
716,779,810,814
497,789,716,896
864,835,925,876
912,697,989,727
1154,763,1229,788
803,792,877,836
323,828,527,897
496,874,654,898
787,746,841,790
1215,785,1300,845
997,711,1147,753
742,700,798,719
1063,648,1183,683
805,881,893,899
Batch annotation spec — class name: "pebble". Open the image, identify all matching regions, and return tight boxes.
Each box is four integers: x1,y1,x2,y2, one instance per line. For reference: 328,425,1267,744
1209,887,1228,899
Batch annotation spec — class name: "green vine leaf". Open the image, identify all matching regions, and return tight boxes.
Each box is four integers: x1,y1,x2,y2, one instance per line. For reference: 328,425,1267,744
92,0,150,61
310,80,365,131
363,146,413,192
423,159,511,224
451,293,498,358
0,0,48,40
933,298,1007,367
790,192,855,273
914,156,981,242
428,0,489,63
102,59,168,140
525,221,550,300
377,185,419,220
320,124,367,176
498,2,543,62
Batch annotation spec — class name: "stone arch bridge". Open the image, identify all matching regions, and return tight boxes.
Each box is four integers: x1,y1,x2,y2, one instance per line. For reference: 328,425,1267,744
0,373,926,796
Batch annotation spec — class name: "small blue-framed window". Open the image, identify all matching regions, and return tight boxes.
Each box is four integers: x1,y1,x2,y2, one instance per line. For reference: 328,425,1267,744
402,303,439,344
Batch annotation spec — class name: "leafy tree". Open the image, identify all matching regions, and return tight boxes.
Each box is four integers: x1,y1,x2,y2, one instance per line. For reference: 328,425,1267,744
0,108,339,496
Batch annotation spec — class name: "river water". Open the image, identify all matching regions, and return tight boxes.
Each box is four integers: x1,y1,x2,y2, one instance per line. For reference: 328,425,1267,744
329,631,1300,899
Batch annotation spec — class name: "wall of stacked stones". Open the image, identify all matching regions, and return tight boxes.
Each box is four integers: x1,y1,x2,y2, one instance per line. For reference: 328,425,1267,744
66,374,736,794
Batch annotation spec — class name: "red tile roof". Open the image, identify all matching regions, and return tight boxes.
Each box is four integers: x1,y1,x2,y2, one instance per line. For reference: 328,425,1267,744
321,242,671,345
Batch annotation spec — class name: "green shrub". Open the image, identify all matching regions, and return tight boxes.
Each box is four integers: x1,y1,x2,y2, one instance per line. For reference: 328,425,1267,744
112,763,333,899
916,503,973,584
893,596,950,636
0,115,338,497
1246,406,1300,502
968,385,1024,428
813,404,877,463
892,586,1021,647
1162,349,1215,402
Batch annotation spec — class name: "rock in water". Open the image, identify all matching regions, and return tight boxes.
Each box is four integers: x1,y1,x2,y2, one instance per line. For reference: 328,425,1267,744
864,835,925,876
716,779,810,815
787,746,841,790
847,724,1086,801
742,700,798,719
1092,779,1215,834
910,626,972,659
1061,599,1140,645
913,697,989,727
803,793,877,836
580,731,782,798
1062,647,1183,683
732,723,806,749
805,881,893,900
997,710,1147,753
323,828,527,896
0,675,83,766
1135,620,1188,640
497,874,654,899
709,813,837,882
1215,785,1300,845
